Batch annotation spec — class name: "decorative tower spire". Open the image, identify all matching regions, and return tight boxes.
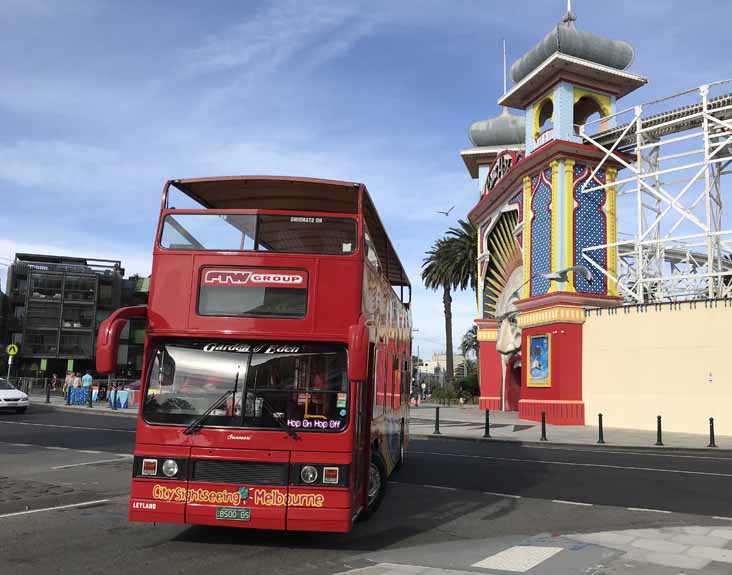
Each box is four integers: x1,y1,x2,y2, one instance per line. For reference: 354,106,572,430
563,0,577,25
502,38,507,95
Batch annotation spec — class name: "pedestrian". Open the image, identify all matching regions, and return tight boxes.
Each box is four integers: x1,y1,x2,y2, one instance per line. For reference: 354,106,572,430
63,371,73,394
82,370,93,388
51,373,58,391
73,372,82,388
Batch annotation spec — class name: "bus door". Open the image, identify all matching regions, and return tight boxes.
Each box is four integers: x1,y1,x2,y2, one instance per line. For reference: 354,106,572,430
352,343,373,515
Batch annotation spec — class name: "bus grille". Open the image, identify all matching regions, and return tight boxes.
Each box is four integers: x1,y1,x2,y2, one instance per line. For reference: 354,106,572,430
191,460,288,485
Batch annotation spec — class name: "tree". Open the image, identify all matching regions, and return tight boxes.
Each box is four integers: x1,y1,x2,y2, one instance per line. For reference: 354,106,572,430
460,324,479,360
422,237,455,382
443,219,478,300
421,219,478,383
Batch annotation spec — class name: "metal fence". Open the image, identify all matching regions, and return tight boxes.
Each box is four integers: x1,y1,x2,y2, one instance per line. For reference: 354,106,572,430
8,377,137,398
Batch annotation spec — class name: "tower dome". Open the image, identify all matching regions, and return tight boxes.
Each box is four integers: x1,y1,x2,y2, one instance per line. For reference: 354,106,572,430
469,108,525,148
510,11,634,84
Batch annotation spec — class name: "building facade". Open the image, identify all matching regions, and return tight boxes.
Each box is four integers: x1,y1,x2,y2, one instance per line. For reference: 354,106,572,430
3,253,148,378
464,9,646,423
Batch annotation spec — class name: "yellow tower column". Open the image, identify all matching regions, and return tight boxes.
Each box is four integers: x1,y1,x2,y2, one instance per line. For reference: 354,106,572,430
564,159,576,292
606,166,618,297
522,176,532,298
549,160,559,292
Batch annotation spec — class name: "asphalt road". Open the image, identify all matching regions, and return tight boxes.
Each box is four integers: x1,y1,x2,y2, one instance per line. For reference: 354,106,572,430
2,406,732,574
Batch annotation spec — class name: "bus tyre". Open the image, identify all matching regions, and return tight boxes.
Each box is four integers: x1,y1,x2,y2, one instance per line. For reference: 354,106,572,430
360,454,387,521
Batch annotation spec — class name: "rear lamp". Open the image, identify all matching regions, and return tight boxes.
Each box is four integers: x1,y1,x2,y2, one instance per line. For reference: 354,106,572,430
322,467,339,485
161,459,179,478
141,458,158,476
300,465,318,484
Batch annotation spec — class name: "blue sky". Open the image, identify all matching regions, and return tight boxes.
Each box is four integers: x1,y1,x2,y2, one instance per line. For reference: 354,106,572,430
2,0,730,358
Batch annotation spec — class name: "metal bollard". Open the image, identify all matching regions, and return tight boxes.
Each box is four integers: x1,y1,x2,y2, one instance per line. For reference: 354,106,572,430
655,415,663,446
708,417,717,448
45,380,51,404
112,386,118,411
597,413,605,444
433,406,442,435
540,411,548,441
483,410,491,438
87,385,93,408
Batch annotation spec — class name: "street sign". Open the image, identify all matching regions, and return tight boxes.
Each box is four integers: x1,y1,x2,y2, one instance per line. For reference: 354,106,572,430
6,344,18,356
40,358,48,371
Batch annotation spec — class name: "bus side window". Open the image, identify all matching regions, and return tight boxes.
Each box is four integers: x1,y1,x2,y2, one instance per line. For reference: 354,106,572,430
364,228,381,272
392,356,399,410
401,359,410,405
373,348,384,413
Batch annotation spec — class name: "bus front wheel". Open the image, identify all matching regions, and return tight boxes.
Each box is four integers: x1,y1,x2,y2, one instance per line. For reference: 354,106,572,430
360,455,386,520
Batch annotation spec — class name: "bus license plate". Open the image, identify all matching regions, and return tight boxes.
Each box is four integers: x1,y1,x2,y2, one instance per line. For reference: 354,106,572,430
216,507,250,521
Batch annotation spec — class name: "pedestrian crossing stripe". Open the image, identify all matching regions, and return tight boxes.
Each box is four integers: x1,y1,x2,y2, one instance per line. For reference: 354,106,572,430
472,546,563,572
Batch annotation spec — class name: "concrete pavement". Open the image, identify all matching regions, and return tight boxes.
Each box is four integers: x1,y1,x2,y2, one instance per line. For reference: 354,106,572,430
30,395,731,452
410,403,731,451
4,408,732,574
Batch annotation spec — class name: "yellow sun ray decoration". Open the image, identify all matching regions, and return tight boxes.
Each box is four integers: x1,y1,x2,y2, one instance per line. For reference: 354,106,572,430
482,211,522,318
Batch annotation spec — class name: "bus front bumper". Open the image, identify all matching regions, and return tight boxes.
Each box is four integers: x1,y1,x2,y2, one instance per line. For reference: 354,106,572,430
129,480,352,532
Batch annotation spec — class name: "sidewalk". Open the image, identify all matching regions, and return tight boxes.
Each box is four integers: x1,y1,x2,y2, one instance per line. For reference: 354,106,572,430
30,393,137,418
30,395,732,451
410,403,732,451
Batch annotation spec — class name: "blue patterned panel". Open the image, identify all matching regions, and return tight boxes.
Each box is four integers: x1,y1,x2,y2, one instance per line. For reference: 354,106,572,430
574,166,607,293
530,170,552,296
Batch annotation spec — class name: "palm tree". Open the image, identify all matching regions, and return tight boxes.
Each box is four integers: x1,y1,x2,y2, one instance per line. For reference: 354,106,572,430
460,324,479,360
444,219,478,300
421,219,478,382
422,237,455,381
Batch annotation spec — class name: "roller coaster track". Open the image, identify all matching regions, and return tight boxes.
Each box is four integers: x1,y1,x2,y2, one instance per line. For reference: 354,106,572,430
591,92,732,150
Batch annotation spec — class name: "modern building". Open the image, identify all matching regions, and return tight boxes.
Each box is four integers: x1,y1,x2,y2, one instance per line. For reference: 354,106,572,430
417,352,466,379
3,253,148,378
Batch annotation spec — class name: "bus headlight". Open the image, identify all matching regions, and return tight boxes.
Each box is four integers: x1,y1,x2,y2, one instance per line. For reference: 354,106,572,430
300,465,318,484
161,459,179,478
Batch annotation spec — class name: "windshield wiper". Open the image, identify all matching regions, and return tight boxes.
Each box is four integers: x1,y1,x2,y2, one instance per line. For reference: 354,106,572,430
183,389,234,435
184,367,242,435
259,397,299,440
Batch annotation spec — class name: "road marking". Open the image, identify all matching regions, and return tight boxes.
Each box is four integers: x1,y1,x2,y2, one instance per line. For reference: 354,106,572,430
52,457,132,469
523,444,732,461
0,421,135,433
472,546,563,571
419,484,458,491
627,507,672,514
713,516,732,521
0,440,131,457
410,450,732,478
552,499,593,507
412,437,732,461
0,499,110,519
484,491,521,499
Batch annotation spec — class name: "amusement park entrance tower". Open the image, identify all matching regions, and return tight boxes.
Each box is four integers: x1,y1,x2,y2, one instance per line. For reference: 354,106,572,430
465,9,647,424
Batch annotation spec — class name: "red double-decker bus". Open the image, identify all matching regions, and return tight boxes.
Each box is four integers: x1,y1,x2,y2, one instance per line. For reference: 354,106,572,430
96,176,412,532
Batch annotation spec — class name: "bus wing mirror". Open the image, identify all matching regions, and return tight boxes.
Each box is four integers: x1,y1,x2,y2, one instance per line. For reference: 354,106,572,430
96,305,148,374
348,316,370,382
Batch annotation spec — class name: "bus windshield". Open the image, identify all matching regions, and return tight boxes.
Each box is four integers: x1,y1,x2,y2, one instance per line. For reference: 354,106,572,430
142,341,350,432
160,213,357,255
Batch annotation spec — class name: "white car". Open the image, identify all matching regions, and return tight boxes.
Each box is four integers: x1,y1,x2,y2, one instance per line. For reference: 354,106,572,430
0,378,29,413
